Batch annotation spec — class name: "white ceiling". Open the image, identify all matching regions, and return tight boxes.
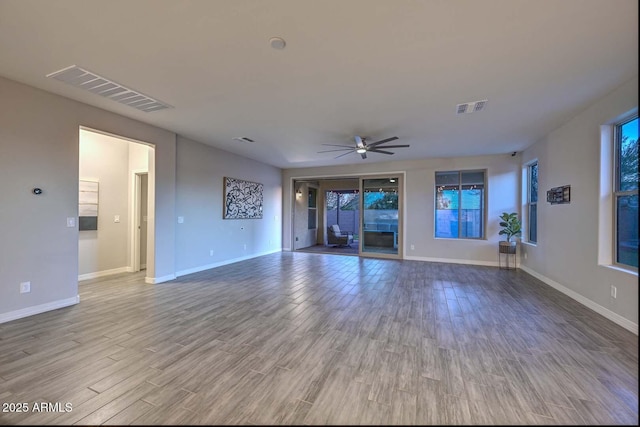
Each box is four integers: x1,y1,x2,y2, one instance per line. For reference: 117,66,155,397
0,0,637,169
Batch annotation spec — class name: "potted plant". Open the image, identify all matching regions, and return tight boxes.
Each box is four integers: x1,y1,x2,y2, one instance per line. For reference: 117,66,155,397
498,212,521,255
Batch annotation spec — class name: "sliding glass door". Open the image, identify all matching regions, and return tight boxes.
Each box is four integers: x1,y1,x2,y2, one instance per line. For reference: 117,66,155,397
360,176,402,258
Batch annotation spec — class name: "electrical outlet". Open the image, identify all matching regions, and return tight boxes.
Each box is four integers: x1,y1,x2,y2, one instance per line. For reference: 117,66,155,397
611,285,617,299
20,281,30,293
177,216,184,224
410,244,415,250
66,217,76,228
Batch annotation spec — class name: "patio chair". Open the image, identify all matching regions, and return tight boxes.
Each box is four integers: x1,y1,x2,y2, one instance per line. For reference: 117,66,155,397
327,224,353,247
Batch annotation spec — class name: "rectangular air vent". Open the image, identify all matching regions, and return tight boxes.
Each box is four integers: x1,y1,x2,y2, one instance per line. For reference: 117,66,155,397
46,65,172,113
473,99,487,112
456,104,468,114
456,99,488,115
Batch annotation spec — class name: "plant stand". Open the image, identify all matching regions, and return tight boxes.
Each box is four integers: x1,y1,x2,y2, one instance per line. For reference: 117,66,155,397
498,241,517,270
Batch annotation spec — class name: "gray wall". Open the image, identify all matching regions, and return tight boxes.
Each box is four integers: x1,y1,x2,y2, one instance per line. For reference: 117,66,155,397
175,136,282,274
283,154,521,264
0,76,281,322
520,77,638,331
0,76,176,321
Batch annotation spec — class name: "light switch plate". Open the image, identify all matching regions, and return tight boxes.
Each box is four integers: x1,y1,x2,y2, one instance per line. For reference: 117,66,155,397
178,216,184,224
66,217,76,227
20,281,31,293
114,215,120,223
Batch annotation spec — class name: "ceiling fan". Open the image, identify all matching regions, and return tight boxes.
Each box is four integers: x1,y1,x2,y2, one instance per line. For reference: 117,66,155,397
318,135,410,159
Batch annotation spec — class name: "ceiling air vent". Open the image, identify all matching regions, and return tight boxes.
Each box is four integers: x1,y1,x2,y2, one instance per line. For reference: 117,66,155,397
456,99,488,115
46,65,172,113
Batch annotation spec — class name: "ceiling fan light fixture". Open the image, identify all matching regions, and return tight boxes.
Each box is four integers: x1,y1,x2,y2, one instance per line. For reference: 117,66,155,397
233,136,255,143
319,135,407,159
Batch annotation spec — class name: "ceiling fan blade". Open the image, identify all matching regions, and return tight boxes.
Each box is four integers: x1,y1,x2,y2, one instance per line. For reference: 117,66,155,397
368,149,395,155
318,148,354,153
367,136,399,148
322,143,354,148
360,151,367,159
372,144,410,149
335,151,354,159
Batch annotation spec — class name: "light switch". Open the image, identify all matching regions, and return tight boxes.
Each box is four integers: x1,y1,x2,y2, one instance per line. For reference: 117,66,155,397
20,281,31,293
178,216,184,224
66,217,76,228
114,215,120,223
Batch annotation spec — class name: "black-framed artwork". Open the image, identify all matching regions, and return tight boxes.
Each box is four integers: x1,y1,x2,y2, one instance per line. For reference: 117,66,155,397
223,177,264,219
547,185,570,204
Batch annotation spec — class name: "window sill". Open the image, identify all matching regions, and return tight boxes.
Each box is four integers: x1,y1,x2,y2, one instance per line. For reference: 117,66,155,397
600,264,638,277
434,237,487,242
521,241,537,247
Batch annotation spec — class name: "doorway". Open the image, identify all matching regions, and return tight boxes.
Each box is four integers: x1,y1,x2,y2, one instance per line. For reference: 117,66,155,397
78,127,155,281
291,174,403,259
324,188,360,254
360,176,402,258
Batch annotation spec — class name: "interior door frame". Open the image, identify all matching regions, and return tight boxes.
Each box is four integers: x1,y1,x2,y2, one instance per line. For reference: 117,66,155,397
131,170,148,272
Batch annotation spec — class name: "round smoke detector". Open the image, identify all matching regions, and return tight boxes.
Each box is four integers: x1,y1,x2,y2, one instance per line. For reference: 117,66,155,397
269,37,286,50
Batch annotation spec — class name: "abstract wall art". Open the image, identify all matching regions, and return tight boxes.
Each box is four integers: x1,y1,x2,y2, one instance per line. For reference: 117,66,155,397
79,179,99,230
223,177,264,219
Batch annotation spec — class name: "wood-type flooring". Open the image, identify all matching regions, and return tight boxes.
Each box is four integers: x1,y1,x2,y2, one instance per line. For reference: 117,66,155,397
0,252,637,425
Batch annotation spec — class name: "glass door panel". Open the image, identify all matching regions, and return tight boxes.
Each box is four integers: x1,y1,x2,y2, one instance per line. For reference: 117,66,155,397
361,177,401,257
325,189,360,246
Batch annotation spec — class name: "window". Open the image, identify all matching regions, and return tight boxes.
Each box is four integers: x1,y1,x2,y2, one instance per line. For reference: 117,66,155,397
527,161,538,243
614,116,638,269
435,170,485,239
308,187,317,229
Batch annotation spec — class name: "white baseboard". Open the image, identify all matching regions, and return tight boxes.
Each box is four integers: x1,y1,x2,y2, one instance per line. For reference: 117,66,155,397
175,249,282,278
145,274,176,284
0,295,80,324
282,247,292,252
404,255,502,267
78,266,130,281
520,265,638,335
